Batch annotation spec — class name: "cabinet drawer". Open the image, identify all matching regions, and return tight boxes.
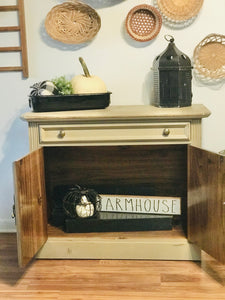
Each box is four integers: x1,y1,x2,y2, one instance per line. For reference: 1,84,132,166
39,122,190,145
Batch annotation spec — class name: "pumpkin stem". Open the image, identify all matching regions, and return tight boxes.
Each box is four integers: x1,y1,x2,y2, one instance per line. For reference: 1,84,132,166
79,57,91,77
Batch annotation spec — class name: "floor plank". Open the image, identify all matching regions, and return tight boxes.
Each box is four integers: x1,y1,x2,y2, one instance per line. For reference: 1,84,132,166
0,233,224,300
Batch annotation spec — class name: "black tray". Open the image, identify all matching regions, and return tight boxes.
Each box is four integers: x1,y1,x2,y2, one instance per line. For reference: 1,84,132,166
64,213,173,233
29,92,111,112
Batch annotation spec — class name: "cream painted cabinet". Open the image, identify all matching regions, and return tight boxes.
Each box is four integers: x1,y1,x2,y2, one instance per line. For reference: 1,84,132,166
21,105,209,150
15,105,215,268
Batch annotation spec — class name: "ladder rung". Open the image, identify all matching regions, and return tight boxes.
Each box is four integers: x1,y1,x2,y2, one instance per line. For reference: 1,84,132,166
0,0,29,77
0,26,20,32
0,46,21,52
0,66,23,72
0,5,18,11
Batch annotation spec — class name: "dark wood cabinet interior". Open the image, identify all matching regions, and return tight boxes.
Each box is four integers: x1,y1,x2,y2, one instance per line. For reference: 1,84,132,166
44,144,187,228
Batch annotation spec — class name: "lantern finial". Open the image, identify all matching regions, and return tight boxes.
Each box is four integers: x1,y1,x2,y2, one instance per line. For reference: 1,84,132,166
164,35,174,43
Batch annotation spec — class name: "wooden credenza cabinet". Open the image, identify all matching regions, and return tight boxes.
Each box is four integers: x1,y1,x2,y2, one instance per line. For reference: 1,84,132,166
15,104,225,273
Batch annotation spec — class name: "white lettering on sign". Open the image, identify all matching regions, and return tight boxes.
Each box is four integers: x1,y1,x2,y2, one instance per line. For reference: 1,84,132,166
100,195,181,215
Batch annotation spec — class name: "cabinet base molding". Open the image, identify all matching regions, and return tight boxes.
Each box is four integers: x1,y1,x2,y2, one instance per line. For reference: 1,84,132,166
36,237,201,261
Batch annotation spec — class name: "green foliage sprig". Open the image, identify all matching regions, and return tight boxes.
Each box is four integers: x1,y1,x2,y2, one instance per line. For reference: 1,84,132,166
52,76,73,95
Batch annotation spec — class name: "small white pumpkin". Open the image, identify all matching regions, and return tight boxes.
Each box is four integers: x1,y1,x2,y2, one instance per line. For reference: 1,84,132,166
71,57,107,94
75,195,94,218
39,89,54,96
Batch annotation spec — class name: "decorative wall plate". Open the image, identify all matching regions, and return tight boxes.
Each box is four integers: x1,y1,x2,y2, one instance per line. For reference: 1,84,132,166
125,4,162,42
45,1,101,44
193,34,225,84
154,0,204,28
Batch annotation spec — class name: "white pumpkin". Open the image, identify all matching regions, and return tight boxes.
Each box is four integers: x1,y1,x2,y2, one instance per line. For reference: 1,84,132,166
71,74,107,94
71,57,107,94
39,89,54,96
75,195,94,218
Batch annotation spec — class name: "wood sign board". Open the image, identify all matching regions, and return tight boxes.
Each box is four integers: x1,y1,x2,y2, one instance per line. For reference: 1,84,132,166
100,195,181,215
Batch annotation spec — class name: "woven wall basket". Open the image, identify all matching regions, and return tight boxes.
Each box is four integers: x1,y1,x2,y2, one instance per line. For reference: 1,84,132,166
193,34,225,84
125,4,162,42
45,1,101,44
154,0,204,28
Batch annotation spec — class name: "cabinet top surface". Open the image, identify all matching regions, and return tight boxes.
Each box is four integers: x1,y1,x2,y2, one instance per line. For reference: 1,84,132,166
21,104,211,122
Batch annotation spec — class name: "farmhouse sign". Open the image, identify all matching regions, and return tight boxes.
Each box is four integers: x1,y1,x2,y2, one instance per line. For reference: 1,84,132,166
100,195,181,215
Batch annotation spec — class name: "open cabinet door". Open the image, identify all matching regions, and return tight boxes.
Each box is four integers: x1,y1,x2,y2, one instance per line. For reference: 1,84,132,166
13,148,48,267
188,145,225,264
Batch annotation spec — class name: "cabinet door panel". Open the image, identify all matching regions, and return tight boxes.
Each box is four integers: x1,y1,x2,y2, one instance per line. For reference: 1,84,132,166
13,148,47,267
188,145,225,263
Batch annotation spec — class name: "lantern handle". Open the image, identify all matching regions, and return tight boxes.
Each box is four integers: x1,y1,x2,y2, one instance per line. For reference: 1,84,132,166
164,35,174,43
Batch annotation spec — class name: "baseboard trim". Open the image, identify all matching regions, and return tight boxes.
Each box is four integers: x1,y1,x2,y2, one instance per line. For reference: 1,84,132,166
0,219,16,232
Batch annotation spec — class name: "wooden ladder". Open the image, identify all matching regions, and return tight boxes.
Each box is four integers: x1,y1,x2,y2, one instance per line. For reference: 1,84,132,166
0,0,28,77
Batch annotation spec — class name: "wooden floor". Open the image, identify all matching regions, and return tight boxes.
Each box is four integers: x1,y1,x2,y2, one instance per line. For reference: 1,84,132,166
0,233,224,300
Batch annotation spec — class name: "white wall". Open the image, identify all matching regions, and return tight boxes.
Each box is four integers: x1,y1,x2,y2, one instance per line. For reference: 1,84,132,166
0,0,225,231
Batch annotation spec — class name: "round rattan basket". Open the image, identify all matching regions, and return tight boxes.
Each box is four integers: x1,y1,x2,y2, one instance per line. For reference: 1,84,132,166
154,0,203,28
45,1,101,44
125,4,162,42
193,34,225,84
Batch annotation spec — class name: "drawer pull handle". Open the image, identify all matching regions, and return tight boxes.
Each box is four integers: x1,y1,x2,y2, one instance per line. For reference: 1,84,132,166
58,130,66,138
163,128,170,136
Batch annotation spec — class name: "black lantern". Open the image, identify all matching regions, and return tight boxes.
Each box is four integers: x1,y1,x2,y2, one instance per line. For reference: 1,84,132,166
153,35,192,107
